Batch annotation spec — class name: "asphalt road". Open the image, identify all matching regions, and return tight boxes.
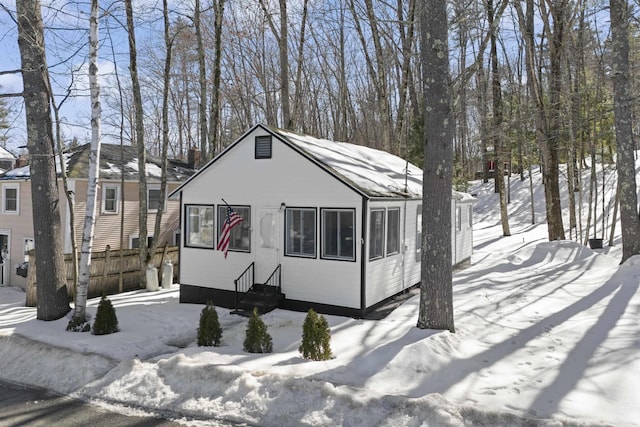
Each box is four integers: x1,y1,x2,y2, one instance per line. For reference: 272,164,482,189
0,379,182,427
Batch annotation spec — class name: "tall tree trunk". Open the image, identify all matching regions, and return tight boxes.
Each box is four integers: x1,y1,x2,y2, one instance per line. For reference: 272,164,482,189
610,0,640,262
417,0,454,332
74,0,101,323
16,0,70,320
194,0,209,159
125,0,148,283
208,0,226,156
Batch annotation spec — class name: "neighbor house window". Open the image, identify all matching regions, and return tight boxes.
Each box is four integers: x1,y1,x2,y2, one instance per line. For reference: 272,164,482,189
185,205,214,248
130,235,154,249
285,208,316,257
24,238,34,262
217,205,251,252
102,184,119,214
456,206,462,231
255,135,272,159
416,205,422,262
468,205,473,228
321,209,355,261
147,187,164,212
369,209,385,260
2,184,18,214
386,208,400,255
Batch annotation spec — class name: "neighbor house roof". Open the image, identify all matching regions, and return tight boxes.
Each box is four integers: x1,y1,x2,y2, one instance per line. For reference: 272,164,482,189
0,143,195,182
0,146,15,160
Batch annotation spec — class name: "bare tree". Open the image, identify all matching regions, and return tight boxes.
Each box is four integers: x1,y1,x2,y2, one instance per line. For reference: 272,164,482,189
16,0,70,319
610,0,640,262
417,0,454,332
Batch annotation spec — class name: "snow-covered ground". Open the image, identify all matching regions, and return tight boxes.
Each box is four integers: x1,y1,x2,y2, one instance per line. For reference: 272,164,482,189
1,164,638,426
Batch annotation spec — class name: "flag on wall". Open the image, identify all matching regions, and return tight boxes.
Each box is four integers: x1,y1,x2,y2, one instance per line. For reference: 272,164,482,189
217,204,243,258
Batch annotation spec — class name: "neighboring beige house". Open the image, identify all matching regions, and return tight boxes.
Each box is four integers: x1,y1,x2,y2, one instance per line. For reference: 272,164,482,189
0,143,195,289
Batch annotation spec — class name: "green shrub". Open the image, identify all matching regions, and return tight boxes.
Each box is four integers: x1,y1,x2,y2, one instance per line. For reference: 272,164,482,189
66,314,91,333
243,307,273,353
92,294,119,335
197,301,222,346
299,309,332,361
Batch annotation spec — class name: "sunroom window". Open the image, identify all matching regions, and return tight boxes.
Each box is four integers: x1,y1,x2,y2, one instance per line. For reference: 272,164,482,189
322,209,354,261
369,209,385,260
285,208,316,257
387,208,400,255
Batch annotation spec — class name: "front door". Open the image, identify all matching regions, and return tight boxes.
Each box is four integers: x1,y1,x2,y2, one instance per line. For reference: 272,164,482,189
0,231,9,286
255,208,280,283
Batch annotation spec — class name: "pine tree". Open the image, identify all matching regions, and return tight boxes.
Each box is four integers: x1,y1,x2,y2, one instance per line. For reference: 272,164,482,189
92,294,119,335
197,301,222,346
299,309,332,361
243,307,273,353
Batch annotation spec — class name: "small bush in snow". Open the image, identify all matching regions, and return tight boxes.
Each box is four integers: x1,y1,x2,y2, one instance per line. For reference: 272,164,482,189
243,307,273,353
92,294,119,335
197,301,222,346
299,309,332,361
66,314,91,333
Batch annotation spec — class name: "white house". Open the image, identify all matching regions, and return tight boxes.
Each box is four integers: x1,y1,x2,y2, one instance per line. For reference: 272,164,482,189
170,124,474,317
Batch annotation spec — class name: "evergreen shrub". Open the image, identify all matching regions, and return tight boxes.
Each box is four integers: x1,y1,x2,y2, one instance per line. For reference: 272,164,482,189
243,307,273,353
66,314,91,333
92,294,119,335
299,309,332,361
197,301,222,346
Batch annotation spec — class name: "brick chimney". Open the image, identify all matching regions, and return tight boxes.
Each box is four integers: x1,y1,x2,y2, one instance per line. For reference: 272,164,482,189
187,147,201,169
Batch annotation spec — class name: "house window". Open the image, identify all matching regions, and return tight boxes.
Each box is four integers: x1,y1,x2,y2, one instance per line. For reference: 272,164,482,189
321,208,354,261
2,184,18,214
255,135,272,159
24,238,34,262
147,187,163,212
387,208,400,255
369,209,385,260
456,206,462,231
416,205,422,262
185,205,214,248
130,235,154,249
102,184,119,214
285,208,316,257
217,205,250,252
468,205,473,228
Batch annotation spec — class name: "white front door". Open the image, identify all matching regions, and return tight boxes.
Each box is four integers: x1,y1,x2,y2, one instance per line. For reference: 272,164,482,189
255,208,280,283
0,231,9,286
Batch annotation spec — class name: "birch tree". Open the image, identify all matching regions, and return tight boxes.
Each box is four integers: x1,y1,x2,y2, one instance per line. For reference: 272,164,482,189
70,0,101,328
610,0,640,262
16,0,70,320
417,0,454,332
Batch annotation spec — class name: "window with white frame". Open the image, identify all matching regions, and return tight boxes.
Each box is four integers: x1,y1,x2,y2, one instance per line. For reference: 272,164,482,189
468,205,473,228
321,208,355,261
185,205,214,248
2,183,19,214
217,205,251,252
286,208,316,257
147,187,163,212
386,208,400,255
369,209,385,260
130,235,154,249
102,184,119,214
416,205,422,262
456,206,462,231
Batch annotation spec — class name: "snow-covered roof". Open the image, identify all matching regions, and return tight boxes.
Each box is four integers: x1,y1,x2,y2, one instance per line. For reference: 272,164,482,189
271,127,423,198
0,143,195,182
0,146,15,160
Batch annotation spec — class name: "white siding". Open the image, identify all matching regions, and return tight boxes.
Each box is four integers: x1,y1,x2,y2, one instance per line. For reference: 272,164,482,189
452,199,473,265
180,127,363,309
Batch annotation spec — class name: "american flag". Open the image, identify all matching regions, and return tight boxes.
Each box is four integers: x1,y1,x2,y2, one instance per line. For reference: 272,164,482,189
217,205,243,258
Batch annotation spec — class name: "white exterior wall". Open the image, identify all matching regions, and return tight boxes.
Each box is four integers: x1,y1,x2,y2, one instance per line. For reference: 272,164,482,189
365,199,422,308
179,127,364,309
452,199,474,265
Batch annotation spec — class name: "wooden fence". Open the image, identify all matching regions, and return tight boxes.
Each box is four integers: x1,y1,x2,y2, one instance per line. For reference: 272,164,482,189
25,245,179,307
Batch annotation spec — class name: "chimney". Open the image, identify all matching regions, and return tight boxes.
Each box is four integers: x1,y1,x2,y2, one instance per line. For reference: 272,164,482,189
187,147,201,169
15,154,29,168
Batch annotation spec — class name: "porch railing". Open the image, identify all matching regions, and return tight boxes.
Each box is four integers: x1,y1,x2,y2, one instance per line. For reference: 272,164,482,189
263,264,281,294
234,262,254,310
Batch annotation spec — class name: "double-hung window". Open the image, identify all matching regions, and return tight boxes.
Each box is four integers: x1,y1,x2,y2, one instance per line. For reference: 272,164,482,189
2,184,18,214
285,208,316,257
148,187,163,212
321,209,355,261
102,184,119,214
369,209,385,260
386,208,400,255
217,205,250,252
185,205,215,248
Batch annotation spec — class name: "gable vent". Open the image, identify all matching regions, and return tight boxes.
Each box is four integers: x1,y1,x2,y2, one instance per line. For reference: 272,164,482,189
255,135,272,159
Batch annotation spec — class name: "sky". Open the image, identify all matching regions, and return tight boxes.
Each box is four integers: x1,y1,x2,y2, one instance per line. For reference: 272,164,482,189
0,158,637,426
